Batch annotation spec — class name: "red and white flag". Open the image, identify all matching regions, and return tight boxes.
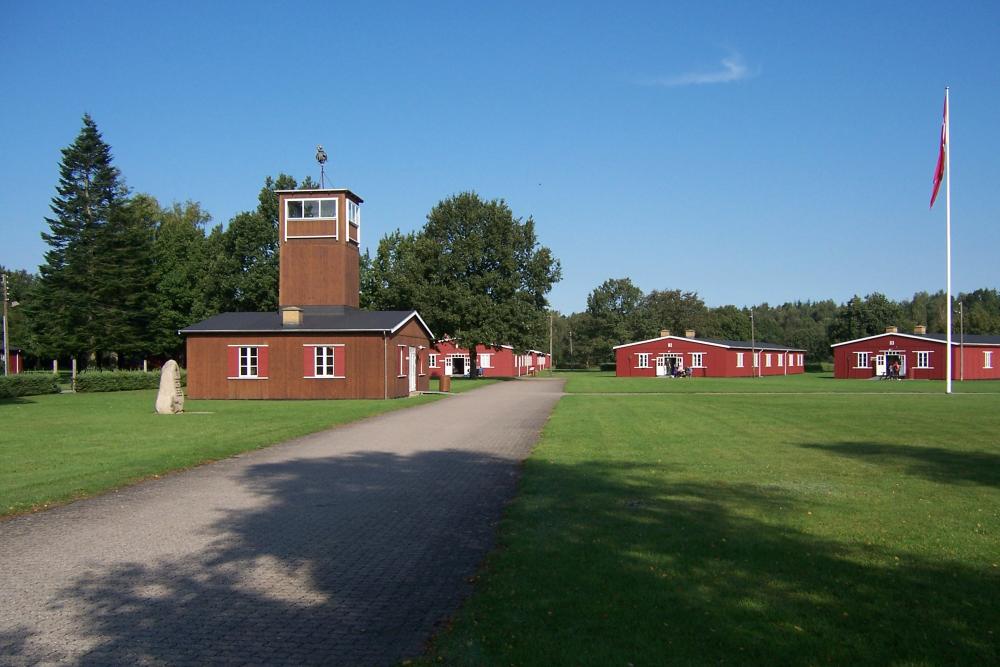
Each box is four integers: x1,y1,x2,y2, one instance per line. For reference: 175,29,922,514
930,94,948,208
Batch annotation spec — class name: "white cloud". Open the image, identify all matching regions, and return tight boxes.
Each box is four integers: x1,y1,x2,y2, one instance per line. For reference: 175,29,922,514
640,52,758,87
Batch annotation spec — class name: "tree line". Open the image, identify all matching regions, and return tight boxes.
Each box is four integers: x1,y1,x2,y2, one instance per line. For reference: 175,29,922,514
5,115,999,370
6,115,561,371
7,114,324,368
550,278,1000,366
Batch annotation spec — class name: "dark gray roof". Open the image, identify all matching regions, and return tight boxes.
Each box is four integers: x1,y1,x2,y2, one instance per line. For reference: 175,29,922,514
180,306,432,337
696,337,806,352
912,332,1000,345
615,334,805,352
831,331,1000,347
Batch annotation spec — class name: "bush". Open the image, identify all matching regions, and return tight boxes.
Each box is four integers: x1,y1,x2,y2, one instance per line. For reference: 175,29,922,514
75,369,187,393
805,361,834,373
599,362,617,372
0,374,61,399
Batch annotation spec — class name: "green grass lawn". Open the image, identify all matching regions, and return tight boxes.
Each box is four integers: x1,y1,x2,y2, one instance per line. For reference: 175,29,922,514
425,391,1000,665
0,390,439,517
430,377,501,393
560,369,1000,394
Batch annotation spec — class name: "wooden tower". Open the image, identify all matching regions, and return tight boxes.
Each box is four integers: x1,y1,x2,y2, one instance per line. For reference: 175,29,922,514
276,188,363,308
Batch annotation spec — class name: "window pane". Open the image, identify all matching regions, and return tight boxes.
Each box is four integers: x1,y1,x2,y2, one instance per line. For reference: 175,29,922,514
287,201,303,219
320,199,336,218
303,200,320,218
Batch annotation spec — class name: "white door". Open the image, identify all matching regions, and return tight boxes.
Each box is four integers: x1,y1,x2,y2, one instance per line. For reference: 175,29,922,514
445,357,453,376
655,355,668,376
875,354,886,376
408,347,417,392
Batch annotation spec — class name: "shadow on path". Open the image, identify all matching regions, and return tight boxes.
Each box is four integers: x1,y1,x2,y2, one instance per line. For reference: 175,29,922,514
12,449,523,666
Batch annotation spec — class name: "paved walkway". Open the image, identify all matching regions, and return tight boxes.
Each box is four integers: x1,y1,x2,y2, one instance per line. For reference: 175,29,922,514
0,379,564,666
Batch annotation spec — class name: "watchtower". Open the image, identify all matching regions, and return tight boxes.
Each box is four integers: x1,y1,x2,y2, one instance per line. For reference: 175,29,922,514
276,188,363,308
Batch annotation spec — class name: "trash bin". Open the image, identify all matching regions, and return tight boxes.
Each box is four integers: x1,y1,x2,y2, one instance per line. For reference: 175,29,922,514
439,374,451,392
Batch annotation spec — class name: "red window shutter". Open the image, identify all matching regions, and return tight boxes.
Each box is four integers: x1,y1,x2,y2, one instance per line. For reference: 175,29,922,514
334,345,346,377
258,347,269,377
228,346,239,377
303,345,314,377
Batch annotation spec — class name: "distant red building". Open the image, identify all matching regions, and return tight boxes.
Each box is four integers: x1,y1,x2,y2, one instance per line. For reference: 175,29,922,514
614,329,805,378
1,347,22,374
832,325,1000,380
430,338,550,378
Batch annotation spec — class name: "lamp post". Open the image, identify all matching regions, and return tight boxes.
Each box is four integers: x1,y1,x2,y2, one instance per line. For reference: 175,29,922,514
2,274,16,376
958,301,965,382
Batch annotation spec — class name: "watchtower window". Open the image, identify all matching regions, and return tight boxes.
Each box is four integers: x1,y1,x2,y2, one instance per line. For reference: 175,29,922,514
347,200,361,243
286,198,337,220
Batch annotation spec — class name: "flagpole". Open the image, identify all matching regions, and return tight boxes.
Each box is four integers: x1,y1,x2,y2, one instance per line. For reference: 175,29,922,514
945,86,952,395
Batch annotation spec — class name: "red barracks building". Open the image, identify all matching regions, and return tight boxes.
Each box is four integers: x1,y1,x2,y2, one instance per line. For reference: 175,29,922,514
615,329,805,378
182,186,433,399
832,325,1000,380
429,338,550,378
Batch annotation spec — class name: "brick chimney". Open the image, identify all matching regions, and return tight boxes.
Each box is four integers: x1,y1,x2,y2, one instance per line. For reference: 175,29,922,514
914,324,927,335
659,329,671,338
684,329,696,338
281,306,303,326
885,326,898,334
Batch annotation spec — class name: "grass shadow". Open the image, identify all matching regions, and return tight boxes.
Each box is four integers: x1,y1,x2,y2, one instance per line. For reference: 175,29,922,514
7,450,997,665
0,396,39,406
424,459,999,665
803,441,1000,487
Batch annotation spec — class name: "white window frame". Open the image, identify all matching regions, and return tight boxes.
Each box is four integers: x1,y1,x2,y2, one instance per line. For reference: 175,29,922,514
429,353,439,368
398,345,407,378
984,351,993,369
855,352,870,369
690,352,704,368
765,353,772,368
637,353,650,368
753,352,760,368
479,353,493,368
286,197,337,221
315,345,336,377
285,197,338,241
347,199,361,244
303,343,346,379
916,351,931,369
777,354,784,367
798,353,803,366
736,352,744,368
228,344,269,380
240,346,258,378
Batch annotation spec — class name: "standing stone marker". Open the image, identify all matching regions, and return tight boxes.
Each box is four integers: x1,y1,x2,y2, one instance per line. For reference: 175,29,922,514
155,360,185,414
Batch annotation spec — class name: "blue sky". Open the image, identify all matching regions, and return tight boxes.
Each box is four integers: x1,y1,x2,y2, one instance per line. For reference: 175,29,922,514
2,1,998,314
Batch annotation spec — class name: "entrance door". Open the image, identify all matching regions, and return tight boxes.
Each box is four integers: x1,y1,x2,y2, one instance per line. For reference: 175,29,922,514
452,356,466,376
408,347,417,392
655,355,668,376
875,354,886,377
445,357,453,376
886,353,905,378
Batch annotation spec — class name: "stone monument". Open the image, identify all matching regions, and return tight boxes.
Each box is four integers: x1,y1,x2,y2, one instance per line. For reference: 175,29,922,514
155,360,185,414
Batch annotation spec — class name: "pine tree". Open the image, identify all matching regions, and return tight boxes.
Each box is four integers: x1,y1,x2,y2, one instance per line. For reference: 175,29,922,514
31,114,129,363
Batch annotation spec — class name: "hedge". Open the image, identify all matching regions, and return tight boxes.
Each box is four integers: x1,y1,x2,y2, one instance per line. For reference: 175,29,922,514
75,369,187,393
598,362,617,372
0,374,61,399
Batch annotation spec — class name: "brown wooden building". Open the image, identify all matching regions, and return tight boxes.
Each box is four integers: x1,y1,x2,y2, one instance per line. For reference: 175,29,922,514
182,188,433,399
